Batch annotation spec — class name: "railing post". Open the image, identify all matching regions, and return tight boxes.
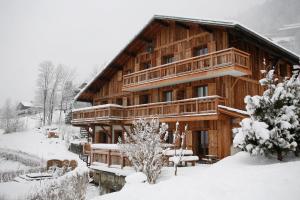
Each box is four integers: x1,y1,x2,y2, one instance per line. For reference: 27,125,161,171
107,150,111,167
232,49,235,65
120,153,125,169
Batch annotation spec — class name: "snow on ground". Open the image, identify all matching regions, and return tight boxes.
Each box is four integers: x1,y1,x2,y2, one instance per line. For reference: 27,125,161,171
93,152,300,200
0,156,31,172
0,122,88,199
0,129,79,161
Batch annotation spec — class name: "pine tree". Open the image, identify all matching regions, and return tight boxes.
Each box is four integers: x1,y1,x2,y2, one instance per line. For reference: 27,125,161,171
234,69,300,160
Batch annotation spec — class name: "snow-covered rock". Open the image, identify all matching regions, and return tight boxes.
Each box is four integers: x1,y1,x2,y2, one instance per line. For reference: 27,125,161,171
125,172,147,184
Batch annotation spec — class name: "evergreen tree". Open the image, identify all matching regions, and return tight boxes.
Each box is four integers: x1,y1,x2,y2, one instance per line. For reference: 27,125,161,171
234,69,300,160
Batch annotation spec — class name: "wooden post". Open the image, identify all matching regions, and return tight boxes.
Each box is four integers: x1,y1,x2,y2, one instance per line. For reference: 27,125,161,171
107,150,111,167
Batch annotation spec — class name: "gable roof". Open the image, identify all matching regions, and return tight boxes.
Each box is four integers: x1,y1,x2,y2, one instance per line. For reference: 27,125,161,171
75,15,300,102
19,101,33,107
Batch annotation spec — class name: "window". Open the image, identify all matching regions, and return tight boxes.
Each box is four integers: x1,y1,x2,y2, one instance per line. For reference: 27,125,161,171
140,61,151,70
193,44,208,57
195,85,208,97
162,55,175,64
139,94,150,104
163,91,173,102
279,64,288,77
116,98,123,106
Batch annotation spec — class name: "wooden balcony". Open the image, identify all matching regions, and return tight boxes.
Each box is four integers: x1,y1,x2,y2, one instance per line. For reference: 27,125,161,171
71,96,225,125
123,48,251,91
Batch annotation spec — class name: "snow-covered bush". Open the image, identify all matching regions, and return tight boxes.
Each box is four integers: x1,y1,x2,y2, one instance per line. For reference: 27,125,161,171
0,148,46,182
118,118,168,184
234,69,300,160
27,167,89,200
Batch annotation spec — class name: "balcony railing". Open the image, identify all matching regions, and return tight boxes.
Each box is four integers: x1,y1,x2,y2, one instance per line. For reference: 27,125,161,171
123,48,250,91
71,96,225,124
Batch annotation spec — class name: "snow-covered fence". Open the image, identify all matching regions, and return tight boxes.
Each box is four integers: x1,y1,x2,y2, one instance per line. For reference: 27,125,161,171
91,144,130,168
27,167,89,200
0,148,46,182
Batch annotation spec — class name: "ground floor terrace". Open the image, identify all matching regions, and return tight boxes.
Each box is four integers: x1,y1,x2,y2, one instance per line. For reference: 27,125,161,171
72,103,248,161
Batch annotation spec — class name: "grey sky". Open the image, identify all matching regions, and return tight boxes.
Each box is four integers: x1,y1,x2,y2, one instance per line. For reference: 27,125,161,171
0,0,265,106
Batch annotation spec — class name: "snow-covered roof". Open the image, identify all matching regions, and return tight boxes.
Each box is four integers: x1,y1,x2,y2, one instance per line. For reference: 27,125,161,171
218,105,249,117
75,15,300,102
20,101,34,107
72,104,123,112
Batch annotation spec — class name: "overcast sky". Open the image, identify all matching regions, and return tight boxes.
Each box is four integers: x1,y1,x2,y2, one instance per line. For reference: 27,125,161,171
0,0,266,106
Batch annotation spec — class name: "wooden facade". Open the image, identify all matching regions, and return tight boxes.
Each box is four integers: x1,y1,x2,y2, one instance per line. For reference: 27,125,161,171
72,16,299,159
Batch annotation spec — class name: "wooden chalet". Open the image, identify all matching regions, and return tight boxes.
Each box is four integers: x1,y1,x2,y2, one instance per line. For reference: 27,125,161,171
72,15,299,161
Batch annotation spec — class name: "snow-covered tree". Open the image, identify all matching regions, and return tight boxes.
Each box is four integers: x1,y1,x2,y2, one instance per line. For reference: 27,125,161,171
118,118,168,184
0,99,23,133
234,69,300,160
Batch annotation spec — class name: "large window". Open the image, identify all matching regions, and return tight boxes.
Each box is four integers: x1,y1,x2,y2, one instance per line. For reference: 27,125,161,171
195,85,208,97
162,55,175,65
193,44,208,57
163,91,173,102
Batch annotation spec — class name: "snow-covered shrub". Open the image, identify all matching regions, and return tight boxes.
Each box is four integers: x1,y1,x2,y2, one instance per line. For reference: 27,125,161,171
118,118,168,184
27,167,89,200
0,148,46,182
234,69,300,160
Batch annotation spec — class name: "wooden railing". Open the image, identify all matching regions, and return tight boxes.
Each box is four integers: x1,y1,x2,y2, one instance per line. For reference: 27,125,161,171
90,144,129,168
124,96,224,118
72,96,224,124
123,48,250,87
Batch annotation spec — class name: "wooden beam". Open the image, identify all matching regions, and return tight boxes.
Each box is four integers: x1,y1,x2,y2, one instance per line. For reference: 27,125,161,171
112,64,123,70
100,125,111,138
155,19,169,27
176,21,190,30
139,36,152,43
199,25,213,33
237,77,259,85
124,51,137,57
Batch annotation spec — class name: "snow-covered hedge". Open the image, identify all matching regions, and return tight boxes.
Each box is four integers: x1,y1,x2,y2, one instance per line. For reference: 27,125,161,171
27,167,89,200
